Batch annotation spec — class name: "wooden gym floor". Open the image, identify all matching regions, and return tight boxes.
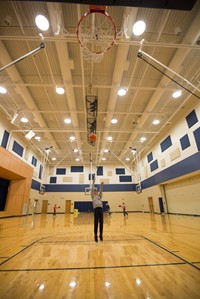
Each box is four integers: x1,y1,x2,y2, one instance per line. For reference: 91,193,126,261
0,212,200,299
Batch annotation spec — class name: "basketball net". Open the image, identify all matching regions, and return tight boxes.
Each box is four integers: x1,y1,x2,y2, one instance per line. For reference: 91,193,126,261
77,6,116,63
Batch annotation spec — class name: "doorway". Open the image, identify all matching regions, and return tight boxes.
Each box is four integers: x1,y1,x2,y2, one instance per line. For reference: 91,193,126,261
0,178,10,211
148,197,154,213
158,197,165,214
65,200,71,214
42,200,48,214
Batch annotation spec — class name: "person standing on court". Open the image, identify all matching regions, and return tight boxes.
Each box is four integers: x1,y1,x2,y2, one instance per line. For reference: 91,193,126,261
106,202,111,216
91,179,104,242
121,202,128,217
53,204,58,217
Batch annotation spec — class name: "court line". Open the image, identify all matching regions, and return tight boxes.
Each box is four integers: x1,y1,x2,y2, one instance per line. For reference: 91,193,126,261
37,238,144,244
141,235,200,271
0,233,198,273
0,262,186,272
0,236,50,267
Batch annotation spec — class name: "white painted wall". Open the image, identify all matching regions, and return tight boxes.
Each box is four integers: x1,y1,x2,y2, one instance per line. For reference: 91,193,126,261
139,99,200,180
164,174,200,215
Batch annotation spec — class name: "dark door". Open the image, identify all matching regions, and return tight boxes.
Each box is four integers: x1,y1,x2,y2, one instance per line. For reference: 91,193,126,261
0,178,10,211
158,197,165,214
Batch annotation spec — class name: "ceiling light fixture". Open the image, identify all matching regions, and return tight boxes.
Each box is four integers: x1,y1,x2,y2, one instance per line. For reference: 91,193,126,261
35,136,41,140
111,118,118,124
107,136,112,141
70,136,75,141
140,137,146,142
56,86,65,94
104,149,109,153
64,118,71,124
118,88,127,96
21,117,28,123
35,15,49,31
0,86,7,94
153,119,160,125
172,90,182,98
133,20,146,36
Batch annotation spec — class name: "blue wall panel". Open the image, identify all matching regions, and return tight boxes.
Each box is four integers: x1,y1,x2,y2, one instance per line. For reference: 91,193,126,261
71,166,84,172
186,109,198,128
193,127,200,151
45,183,136,192
97,166,103,176
1,130,9,149
180,134,190,150
56,168,66,175
116,168,125,174
31,179,41,191
50,177,57,183
147,152,153,163
160,136,172,152
12,140,24,157
150,160,158,172
119,175,132,182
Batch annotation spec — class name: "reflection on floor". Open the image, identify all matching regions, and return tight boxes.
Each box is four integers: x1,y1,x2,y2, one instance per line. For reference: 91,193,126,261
0,212,200,299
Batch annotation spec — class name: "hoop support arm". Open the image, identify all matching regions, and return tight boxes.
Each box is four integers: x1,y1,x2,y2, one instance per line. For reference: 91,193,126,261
0,41,45,73
138,49,200,93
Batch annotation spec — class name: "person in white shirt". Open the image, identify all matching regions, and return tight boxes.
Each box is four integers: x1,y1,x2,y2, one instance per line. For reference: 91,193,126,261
91,179,104,242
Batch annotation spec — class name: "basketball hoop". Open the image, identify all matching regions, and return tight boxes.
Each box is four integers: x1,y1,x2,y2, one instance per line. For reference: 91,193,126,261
77,6,117,63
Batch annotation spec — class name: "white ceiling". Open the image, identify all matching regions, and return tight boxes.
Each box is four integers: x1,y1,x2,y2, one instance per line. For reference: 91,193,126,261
0,1,200,168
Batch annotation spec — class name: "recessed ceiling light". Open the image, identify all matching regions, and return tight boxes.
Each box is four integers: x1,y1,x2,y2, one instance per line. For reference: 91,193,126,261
133,20,146,36
75,158,80,161
131,149,136,154
126,157,130,161
21,117,28,123
56,86,65,94
52,157,56,161
107,136,112,141
64,118,71,124
0,86,7,94
140,137,146,142
111,118,118,124
73,148,78,153
70,136,75,141
102,157,106,161
153,119,160,125
35,15,49,31
118,88,127,96
104,149,109,153
172,90,182,98
35,136,41,140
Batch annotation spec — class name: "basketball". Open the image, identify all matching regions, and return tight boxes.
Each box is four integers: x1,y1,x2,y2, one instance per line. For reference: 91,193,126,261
119,205,121,207
89,133,97,142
